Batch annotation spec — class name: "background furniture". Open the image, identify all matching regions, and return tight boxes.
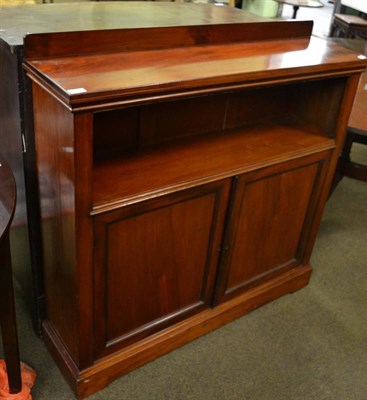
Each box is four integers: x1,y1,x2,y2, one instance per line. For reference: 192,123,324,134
330,13,367,38
0,156,22,394
331,39,367,191
23,9,366,398
274,0,323,19
241,0,278,17
341,0,367,15
0,1,265,333
330,0,367,32
344,69,367,181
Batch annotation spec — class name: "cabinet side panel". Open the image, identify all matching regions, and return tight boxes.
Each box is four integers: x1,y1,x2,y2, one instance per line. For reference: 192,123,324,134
32,83,79,362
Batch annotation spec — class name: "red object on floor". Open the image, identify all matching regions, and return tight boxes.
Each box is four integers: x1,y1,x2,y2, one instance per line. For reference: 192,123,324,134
0,360,36,400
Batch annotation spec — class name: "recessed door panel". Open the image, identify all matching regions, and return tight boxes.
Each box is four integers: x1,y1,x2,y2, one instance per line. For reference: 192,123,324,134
93,180,230,358
215,155,329,304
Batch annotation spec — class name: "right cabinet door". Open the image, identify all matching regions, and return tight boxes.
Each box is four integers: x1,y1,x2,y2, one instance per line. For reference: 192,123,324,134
215,152,330,304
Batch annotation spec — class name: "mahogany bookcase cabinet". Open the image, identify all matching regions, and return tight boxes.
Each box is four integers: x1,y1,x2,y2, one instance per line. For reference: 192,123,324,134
23,17,366,399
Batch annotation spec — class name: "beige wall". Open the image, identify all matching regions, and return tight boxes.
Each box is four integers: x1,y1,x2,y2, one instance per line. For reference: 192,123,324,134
242,0,278,17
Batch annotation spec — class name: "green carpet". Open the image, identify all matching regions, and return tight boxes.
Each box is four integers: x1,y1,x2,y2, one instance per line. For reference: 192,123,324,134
2,145,367,399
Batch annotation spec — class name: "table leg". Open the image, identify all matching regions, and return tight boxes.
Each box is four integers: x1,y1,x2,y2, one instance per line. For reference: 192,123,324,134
344,130,367,182
0,234,22,393
292,5,300,18
276,3,284,17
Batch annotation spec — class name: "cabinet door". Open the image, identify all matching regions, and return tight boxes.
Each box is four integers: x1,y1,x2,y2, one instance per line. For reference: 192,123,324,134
215,153,329,304
93,180,230,359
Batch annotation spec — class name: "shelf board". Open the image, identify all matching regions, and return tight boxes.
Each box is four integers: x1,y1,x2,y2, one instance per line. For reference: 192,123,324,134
92,123,335,214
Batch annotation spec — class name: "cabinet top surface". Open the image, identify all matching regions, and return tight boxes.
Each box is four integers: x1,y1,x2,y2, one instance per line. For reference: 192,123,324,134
23,11,367,109
0,2,264,48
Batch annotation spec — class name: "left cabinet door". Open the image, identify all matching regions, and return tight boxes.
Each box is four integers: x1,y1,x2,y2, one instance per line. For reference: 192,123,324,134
93,179,230,359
